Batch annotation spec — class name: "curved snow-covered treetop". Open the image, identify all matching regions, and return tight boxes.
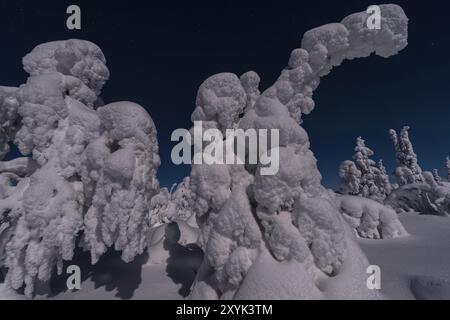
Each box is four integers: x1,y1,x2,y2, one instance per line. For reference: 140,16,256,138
0,4,409,299
0,40,160,296
188,4,408,299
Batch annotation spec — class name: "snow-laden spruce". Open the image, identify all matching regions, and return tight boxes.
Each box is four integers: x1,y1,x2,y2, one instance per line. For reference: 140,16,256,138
188,4,408,299
338,195,407,239
386,127,450,216
446,156,450,181
432,169,442,183
0,40,161,295
339,137,392,202
80,101,160,264
386,171,450,216
149,177,196,226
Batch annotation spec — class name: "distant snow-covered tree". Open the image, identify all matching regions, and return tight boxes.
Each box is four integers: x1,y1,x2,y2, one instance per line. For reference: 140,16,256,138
0,40,161,296
389,126,424,186
386,128,450,216
189,4,409,300
149,177,195,226
375,159,393,197
352,137,383,200
339,138,389,202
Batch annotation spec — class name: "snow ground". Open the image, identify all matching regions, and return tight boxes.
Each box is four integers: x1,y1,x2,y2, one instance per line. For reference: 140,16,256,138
359,213,450,300
2,213,450,300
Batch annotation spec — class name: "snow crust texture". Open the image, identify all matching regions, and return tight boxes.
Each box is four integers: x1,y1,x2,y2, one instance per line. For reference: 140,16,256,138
188,4,409,299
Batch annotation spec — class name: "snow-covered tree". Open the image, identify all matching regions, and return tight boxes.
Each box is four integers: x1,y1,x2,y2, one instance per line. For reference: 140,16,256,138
149,177,195,226
0,87,20,159
432,169,442,183
375,159,393,197
446,156,450,181
338,195,407,239
0,3,412,299
389,126,424,186
149,187,171,226
353,137,384,200
188,4,409,300
80,101,160,264
385,128,450,216
0,40,161,296
339,160,361,195
339,138,390,201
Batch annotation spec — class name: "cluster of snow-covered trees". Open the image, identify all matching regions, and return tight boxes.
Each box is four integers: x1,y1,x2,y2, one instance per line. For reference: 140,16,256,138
339,127,450,216
0,4,416,299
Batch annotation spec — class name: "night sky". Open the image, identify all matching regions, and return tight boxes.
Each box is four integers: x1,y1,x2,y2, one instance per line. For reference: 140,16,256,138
1,0,449,188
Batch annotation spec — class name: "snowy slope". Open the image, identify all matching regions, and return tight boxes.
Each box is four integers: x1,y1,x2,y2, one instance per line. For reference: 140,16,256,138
359,213,450,300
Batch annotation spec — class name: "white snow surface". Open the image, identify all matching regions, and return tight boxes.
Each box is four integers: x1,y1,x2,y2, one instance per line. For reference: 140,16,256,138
2,213,450,300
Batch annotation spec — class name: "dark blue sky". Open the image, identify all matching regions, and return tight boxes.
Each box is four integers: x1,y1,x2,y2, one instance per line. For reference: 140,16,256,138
1,0,449,188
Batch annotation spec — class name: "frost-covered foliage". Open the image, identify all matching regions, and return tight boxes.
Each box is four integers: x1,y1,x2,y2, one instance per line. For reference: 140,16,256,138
352,137,381,199
149,177,195,226
149,188,171,226
146,219,201,266
386,171,450,216
189,4,408,299
389,126,424,186
432,169,442,183
338,195,407,239
339,137,391,202
339,160,361,195
376,160,393,197
0,40,160,296
191,73,248,133
446,156,450,181
80,101,160,264
22,39,110,96
385,127,450,215
0,87,20,159
0,158,36,269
